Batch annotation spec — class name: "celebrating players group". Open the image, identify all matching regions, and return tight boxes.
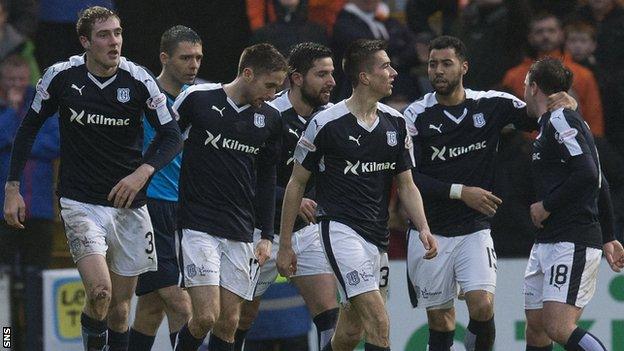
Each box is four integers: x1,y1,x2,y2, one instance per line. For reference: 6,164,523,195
3,6,624,351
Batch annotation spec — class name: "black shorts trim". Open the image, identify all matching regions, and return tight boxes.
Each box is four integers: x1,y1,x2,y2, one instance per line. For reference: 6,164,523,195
566,244,587,305
320,220,348,299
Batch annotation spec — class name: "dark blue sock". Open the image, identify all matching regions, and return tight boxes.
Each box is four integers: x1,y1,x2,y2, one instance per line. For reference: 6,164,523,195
364,343,390,351
175,323,205,351
128,328,155,351
466,317,495,350
170,331,179,348
233,329,248,351
81,312,107,351
107,328,129,351
565,327,606,351
314,308,339,351
428,329,454,351
208,334,234,351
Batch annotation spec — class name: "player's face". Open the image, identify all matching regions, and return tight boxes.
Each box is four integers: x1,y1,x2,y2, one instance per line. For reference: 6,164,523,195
81,17,123,70
529,18,564,53
246,70,287,108
365,50,397,98
0,65,30,94
428,48,467,96
164,42,203,85
300,57,335,108
565,32,596,63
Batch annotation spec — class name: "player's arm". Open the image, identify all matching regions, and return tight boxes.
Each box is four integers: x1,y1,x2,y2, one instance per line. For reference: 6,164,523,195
507,91,577,132
5,70,59,228
531,112,598,227
395,171,437,259
597,174,624,272
277,118,321,276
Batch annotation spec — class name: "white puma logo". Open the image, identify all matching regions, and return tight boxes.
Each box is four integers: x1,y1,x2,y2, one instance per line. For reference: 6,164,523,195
211,105,225,117
429,124,443,133
288,128,299,138
71,84,85,95
348,135,362,146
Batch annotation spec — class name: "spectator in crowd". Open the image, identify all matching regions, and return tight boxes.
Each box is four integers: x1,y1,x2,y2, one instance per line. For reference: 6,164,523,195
250,0,328,56
246,0,345,35
34,0,113,71
404,0,460,38
0,54,59,351
5,0,37,38
458,0,531,90
0,0,39,85
502,13,604,136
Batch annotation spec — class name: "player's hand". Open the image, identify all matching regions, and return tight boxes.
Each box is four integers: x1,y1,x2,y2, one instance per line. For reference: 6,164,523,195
108,164,154,208
530,201,550,229
547,92,577,111
3,182,25,229
276,246,297,277
255,238,272,266
603,240,624,272
418,229,438,259
460,186,502,217
298,198,317,224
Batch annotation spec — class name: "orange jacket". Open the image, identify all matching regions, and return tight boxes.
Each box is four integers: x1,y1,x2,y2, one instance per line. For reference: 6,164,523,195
246,0,345,33
502,50,604,136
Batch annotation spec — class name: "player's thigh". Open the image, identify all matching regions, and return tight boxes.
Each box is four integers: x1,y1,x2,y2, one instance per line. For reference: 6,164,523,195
106,204,158,276
407,229,457,309
110,271,138,305
218,286,246,321
220,239,260,301
540,242,602,309
318,220,383,304
59,197,108,265
76,253,111,296
136,291,165,318
292,273,338,316
542,301,583,341
186,285,220,319
454,229,497,294
178,229,222,289
349,289,388,331
239,297,262,329
524,244,545,310
252,229,278,298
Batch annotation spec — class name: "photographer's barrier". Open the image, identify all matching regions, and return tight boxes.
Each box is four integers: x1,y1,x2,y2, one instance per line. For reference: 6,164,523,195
41,259,624,351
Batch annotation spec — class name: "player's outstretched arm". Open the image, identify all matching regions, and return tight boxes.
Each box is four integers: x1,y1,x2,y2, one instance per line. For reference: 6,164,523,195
277,162,311,276
395,170,437,259
547,92,578,112
460,186,502,217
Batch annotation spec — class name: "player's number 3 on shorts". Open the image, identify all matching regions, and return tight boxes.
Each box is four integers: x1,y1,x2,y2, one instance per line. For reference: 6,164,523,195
145,232,154,254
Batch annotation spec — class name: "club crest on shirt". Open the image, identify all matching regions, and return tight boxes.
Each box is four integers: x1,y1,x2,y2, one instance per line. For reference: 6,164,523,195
387,131,397,146
117,88,130,103
254,113,265,128
473,113,486,128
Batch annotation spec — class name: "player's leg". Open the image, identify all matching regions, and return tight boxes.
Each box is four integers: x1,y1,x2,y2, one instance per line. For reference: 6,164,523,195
76,255,112,351
233,229,277,351
351,290,390,349
407,229,457,351
176,285,220,351
455,230,497,351
175,229,224,351
128,292,166,350
290,224,339,350
292,274,339,350
326,304,364,351
540,243,604,350
525,309,553,350
234,298,262,350
524,243,553,350
159,285,192,346
209,238,260,350
106,272,137,351
60,197,112,351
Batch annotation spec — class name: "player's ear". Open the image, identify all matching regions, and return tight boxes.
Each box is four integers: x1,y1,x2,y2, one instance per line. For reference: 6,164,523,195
291,71,304,87
159,52,169,66
359,71,369,86
79,35,91,50
461,60,468,75
243,67,254,82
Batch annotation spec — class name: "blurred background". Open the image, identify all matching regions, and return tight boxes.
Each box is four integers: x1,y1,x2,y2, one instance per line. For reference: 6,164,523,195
0,0,623,350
